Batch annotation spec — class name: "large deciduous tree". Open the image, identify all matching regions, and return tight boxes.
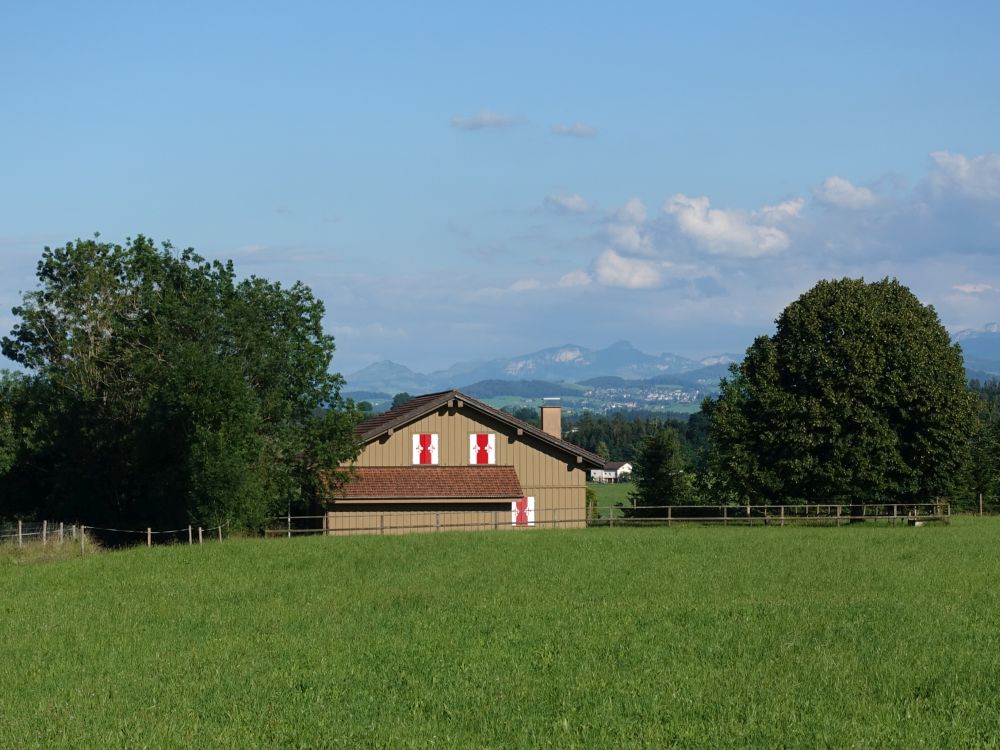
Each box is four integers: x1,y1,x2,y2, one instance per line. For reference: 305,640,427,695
705,278,974,508
0,236,360,531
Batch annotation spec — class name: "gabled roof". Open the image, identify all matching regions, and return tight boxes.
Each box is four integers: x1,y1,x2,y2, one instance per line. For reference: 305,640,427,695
340,466,522,499
356,389,604,468
604,461,631,471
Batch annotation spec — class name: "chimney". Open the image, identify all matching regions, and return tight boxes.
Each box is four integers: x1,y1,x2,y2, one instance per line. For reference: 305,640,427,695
540,398,562,439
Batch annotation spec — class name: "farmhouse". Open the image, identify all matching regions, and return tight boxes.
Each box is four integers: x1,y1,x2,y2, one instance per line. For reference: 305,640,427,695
590,461,633,484
325,390,603,535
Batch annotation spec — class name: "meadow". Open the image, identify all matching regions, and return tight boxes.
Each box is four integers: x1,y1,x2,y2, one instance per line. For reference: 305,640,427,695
590,480,634,517
2,519,999,748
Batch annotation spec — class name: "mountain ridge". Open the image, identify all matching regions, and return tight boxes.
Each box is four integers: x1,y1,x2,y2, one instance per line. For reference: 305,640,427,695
345,329,1000,396
345,341,732,393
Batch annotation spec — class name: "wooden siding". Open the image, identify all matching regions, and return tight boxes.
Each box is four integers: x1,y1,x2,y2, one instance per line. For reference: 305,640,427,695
332,404,588,533
326,501,513,536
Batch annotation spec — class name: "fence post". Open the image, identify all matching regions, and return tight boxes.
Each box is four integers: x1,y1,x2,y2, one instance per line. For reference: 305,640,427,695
980,493,984,517
380,514,384,535
42,520,48,545
893,504,898,526
667,506,672,527
72,524,77,540
59,522,64,543
218,526,222,542
80,526,85,554
147,528,152,547
836,506,841,527
723,506,727,526
780,506,785,527
287,511,291,539
198,527,203,544
188,525,193,545
17,520,22,548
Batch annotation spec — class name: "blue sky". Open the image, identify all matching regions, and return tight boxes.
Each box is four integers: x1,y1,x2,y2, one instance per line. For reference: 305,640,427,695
2,2,999,375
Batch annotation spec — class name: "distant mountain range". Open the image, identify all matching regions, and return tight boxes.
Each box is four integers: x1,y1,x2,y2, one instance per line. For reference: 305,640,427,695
954,323,1000,380
344,340,737,395
344,327,1000,400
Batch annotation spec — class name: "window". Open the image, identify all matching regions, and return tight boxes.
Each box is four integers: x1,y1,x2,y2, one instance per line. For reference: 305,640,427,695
412,433,439,465
469,433,495,464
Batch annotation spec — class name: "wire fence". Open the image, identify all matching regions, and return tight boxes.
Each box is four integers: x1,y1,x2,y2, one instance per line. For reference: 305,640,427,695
266,502,952,537
0,519,229,550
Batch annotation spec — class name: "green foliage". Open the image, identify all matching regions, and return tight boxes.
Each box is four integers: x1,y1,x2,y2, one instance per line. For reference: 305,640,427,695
595,440,610,461
0,236,360,531
502,405,540,427
391,392,414,409
966,380,1000,509
626,428,693,515
707,278,975,505
565,410,706,464
584,485,598,519
2,522,1000,746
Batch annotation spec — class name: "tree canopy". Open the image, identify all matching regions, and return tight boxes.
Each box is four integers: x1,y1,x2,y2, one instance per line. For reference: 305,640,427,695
626,427,692,515
0,236,360,531
705,278,974,506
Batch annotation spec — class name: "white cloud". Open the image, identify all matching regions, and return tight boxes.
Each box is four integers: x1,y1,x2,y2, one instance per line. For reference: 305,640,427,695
551,122,597,138
605,198,653,253
450,110,517,130
544,193,592,213
952,283,993,294
928,151,1000,201
558,270,593,287
757,198,805,223
814,176,877,209
509,278,542,292
594,249,661,289
617,197,647,225
663,194,800,257
607,223,646,252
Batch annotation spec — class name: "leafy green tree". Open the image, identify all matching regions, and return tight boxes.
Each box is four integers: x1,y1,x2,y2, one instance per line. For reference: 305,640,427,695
626,427,692,517
967,380,1000,511
0,236,360,531
503,405,540,427
595,440,610,461
706,278,975,510
392,392,414,409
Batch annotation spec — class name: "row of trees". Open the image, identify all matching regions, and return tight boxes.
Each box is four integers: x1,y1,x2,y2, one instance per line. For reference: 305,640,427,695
0,240,990,529
0,237,361,532
626,279,988,513
565,410,708,466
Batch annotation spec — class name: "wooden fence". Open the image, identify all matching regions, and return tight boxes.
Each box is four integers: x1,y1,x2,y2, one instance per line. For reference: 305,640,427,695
266,502,950,537
0,520,228,550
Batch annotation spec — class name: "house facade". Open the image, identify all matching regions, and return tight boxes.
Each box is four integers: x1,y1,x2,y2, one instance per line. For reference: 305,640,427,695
325,390,603,535
590,461,633,484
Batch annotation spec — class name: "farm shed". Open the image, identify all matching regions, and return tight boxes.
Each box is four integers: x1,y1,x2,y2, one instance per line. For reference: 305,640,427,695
326,390,604,535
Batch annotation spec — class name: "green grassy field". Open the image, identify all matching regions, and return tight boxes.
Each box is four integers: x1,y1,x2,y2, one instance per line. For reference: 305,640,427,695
3,520,1000,748
590,480,634,517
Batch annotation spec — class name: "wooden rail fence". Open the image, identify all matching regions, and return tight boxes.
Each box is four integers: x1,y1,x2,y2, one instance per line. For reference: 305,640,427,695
266,502,950,537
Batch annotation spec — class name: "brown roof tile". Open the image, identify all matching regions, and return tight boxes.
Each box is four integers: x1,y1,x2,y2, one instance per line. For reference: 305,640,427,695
338,466,523,499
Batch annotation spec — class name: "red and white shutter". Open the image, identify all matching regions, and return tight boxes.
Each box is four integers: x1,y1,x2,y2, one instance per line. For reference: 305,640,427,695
412,433,438,465
512,496,534,527
469,433,495,465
